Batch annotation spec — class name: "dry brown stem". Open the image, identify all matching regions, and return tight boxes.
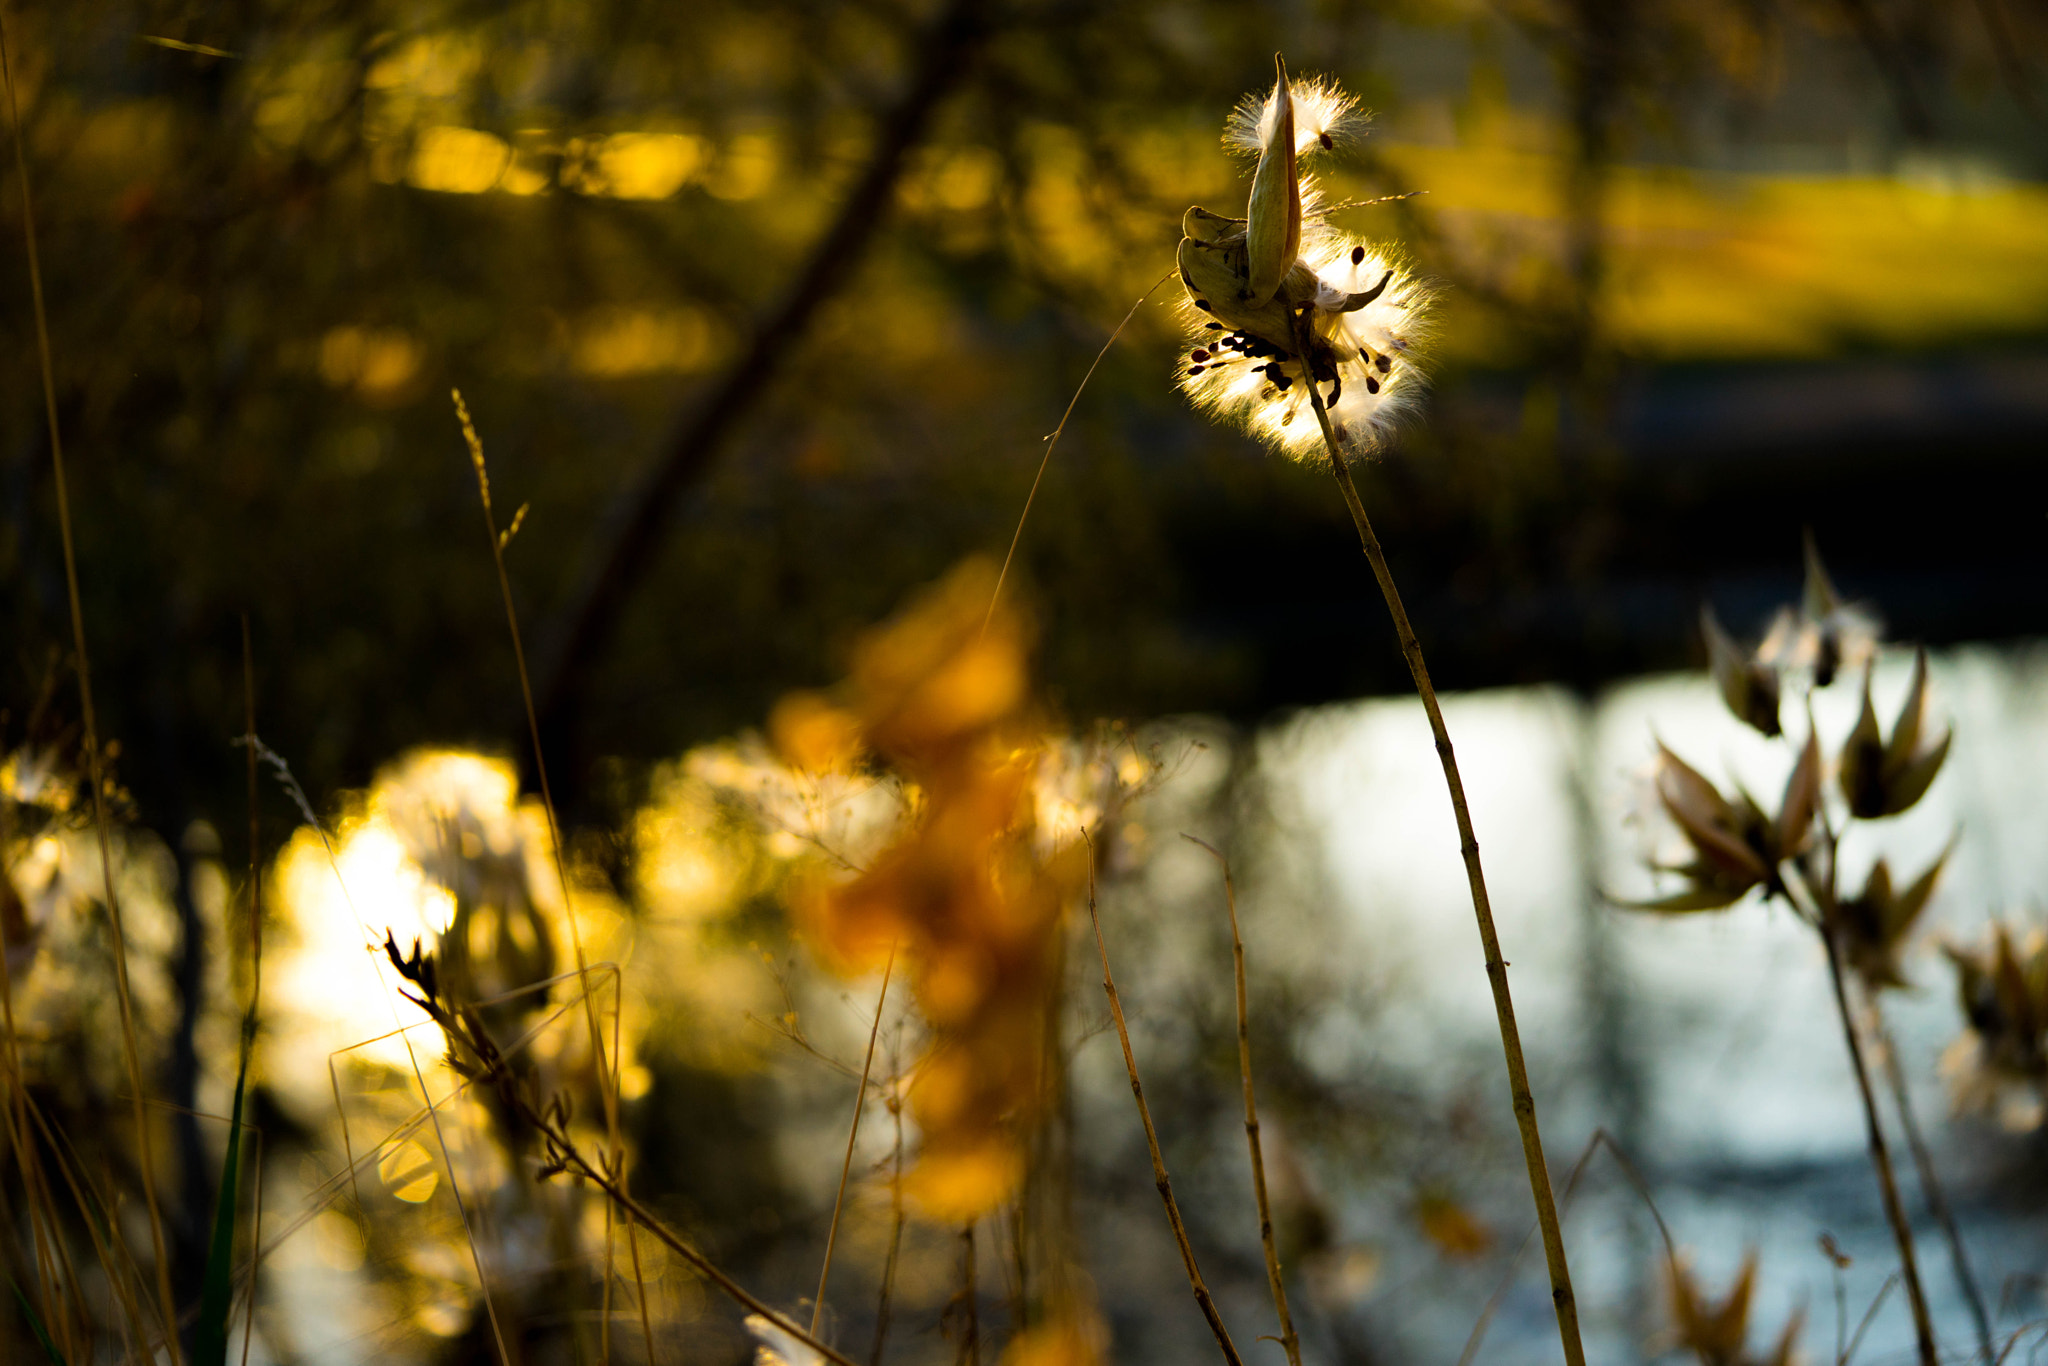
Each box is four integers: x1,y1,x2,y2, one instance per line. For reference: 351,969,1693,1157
457,390,648,1366
388,947,860,1366
1183,836,1301,1366
813,948,896,1337
1804,892,1938,1366
1291,308,1585,1366
1871,1004,1993,1362
1084,860,1244,1366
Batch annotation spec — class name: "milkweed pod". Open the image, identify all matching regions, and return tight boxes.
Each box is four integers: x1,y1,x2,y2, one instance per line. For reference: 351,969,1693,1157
1839,650,1950,818
1243,55,1301,306
1703,604,1782,737
1772,727,1821,860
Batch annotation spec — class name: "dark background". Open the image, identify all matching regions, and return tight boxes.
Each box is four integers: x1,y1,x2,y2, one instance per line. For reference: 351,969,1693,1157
4,0,2044,846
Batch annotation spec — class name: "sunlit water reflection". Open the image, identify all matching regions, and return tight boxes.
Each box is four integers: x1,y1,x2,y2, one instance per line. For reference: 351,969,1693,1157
1252,642,2048,1364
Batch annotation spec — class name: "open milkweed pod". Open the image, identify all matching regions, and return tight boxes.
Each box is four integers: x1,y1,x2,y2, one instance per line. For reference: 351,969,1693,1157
1703,605,1783,737
1176,59,1432,460
1242,55,1302,306
1666,1251,1804,1366
1836,842,1951,991
1629,743,1770,911
1773,727,1821,864
1942,923,2048,1129
1757,538,1881,689
1839,649,1951,819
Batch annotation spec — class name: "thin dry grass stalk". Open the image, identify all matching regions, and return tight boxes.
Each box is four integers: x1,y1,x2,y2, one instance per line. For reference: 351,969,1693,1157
1083,855,1244,1366
1871,1007,1993,1361
382,938,863,1366
1790,872,1939,1366
2,18,181,1361
869,1089,907,1366
813,947,897,1338
986,271,1175,636
1183,836,1301,1366
456,390,652,1365
1290,307,1586,1366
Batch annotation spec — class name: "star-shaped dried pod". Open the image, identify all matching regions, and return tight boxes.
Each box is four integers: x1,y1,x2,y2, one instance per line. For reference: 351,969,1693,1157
1635,736,1816,913
1839,648,1951,819
1666,1250,1804,1366
1944,923,2048,1085
1635,744,1767,911
1835,842,1952,991
1703,605,1783,737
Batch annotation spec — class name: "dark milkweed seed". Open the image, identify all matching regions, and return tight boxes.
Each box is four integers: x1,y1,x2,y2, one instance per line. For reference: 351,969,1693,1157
1194,299,1211,311
1365,375,1380,394
1376,352,1392,373
1351,245,1365,264
1204,321,1223,330
1188,365,1205,375
1191,349,1209,362
1320,132,1334,149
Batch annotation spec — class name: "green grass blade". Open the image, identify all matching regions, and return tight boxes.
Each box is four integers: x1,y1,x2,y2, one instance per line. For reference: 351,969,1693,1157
8,1273,67,1366
191,1019,252,1366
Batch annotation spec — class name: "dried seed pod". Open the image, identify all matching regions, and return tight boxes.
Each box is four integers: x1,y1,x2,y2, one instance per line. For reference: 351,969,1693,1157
1839,649,1951,819
1835,843,1951,990
1666,1250,1804,1366
1703,605,1783,737
1243,56,1301,306
1175,59,1432,459
1943,924,2048,1129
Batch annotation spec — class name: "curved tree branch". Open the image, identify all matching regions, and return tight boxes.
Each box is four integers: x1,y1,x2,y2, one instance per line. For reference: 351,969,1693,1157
534,0,988,784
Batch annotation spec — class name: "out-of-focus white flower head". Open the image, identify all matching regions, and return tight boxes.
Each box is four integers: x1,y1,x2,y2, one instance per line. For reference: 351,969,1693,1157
1177,57,1433,461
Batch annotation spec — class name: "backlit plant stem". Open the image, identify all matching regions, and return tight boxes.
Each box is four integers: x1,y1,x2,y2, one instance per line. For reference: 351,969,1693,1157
1820,924,1939,1366
1872,1004,1994,1362
1185,837,1301,1366
1799,808,1942,1366
1087,861,1245,1366
1782,866,1938,1366
1293,311,1586,1366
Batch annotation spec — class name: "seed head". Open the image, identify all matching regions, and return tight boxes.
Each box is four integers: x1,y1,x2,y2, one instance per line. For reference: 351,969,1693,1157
1176,57,1432,460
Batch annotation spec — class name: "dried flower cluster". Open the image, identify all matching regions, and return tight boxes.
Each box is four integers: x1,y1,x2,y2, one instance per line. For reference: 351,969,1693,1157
1666,1252,1803,1366
1175,57,1432,460
774,560,1086,1221
1942,924,2048,1130
1635,544,1949,975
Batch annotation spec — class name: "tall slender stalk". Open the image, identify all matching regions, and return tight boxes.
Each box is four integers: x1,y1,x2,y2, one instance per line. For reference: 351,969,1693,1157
455,392,649,1365
1796,807,1940,1366
1872,1006,1994,1361
868,1089,905,1366
1292,311,1584,1366
2,21,181,1363
813,949,895,1338
1813,922,1938,1366
1085,863,1244,1366
1185,837,1301,1366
